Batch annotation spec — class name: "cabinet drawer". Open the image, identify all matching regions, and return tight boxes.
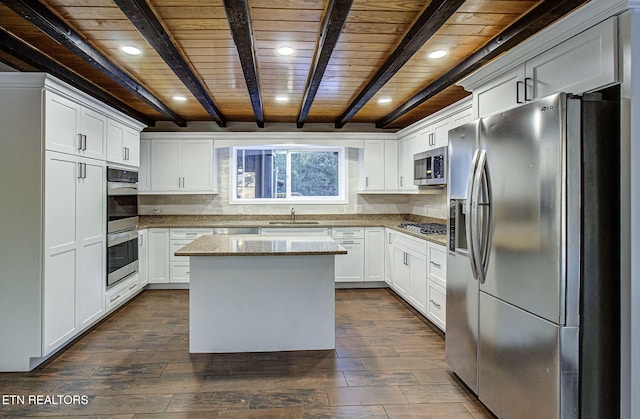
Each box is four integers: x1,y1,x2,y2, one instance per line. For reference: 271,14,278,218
427,281,446,331
427,243,446,288
170,262,190,283
106,274,139,312
392,230,427,255
331,227,364,239
170,240,193,262
169,228,213,240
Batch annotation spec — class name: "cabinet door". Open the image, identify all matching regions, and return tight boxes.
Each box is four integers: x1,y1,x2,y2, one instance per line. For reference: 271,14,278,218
148,228,170,283
364,228,384,281
138,229,149,288
181,140,214,192
450,107,474,129
384,230,394,285
150,140,181,192
432,119,450,149
335,239,364,282
392,247,410,297
76,159,106,328
106,119,125,164
79,107,106,160
473,65,525,118
407,250,427,314
138,139,150,192
398,135,418,191
526,17,617,100
45,92,80,155
43,152,79,354
363,140,385,190
384,140,398,190
122,125,140,166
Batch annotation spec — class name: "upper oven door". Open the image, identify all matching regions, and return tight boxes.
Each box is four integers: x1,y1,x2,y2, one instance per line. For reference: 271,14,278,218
107,181,138,233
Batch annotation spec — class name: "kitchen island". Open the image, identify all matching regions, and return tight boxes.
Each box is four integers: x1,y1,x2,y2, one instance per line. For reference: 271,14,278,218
175,234,346,353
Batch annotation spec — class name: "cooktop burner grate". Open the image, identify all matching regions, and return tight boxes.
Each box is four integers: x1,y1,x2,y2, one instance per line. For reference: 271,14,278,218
399,223,447,235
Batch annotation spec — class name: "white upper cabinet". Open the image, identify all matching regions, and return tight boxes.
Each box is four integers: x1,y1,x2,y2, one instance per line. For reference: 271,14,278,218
360,139,398,192
143,137,217,194
398,135,419,192
525,16,618,100
431,118,450,149
138,139,150,192
473,16,618,118
45,91,106,161
107,119,140,167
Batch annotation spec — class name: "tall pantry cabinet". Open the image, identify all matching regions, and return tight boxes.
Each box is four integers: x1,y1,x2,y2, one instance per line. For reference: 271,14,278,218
0,73,145,371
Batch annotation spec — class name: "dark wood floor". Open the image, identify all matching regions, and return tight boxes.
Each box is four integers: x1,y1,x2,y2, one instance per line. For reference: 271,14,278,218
0,289,492,418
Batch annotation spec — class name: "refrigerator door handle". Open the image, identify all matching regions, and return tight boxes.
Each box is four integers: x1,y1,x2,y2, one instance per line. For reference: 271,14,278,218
470,149,487,283
466,148,481,280
477,154,492,284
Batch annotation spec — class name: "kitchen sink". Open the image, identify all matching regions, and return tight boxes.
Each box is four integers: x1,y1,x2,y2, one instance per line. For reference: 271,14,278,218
268,221,320,225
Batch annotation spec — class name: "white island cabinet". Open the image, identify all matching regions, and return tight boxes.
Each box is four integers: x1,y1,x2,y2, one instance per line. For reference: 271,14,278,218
0,73,145,371
175,235,346,353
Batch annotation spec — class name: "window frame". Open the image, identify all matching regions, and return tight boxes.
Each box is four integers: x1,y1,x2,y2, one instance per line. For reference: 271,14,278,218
230,144,348,204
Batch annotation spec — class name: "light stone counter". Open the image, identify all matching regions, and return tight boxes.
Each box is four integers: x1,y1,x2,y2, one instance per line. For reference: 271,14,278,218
175,234,347,257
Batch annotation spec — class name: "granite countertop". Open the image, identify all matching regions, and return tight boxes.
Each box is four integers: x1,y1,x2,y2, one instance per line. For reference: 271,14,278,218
175,234,348,257
140,215,448,246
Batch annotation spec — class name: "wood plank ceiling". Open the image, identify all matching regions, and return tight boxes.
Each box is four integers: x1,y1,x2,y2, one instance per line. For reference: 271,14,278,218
0,0,590,130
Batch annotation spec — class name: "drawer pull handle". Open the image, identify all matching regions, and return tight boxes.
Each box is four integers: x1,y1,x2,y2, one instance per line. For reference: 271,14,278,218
129,284,137,291
430,299,441,309
109,294,121,304
341,241,355,244
430,261,442,268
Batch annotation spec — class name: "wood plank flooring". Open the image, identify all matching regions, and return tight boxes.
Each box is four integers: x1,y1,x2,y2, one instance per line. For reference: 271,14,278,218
0,289,493,418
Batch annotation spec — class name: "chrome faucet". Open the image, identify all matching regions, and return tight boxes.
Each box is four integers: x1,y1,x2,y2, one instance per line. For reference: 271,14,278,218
290,207,296,223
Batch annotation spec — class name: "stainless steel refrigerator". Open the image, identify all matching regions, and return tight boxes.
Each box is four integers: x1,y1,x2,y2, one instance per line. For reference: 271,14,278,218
446,91,619,419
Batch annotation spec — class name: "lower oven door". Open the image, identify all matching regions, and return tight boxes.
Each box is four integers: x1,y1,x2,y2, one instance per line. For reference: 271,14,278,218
107,229,139,287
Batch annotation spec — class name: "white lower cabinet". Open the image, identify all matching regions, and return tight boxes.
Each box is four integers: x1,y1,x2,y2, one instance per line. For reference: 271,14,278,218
148,228,170,283
43,151,106,355
364,227,385,281
138,229,149,288
391,233,427,314
384,229,394,286
333,227,365,282
106,273,139,313
426,242,447,330
426,281,446,331
385,229,446,327
148,228,212,284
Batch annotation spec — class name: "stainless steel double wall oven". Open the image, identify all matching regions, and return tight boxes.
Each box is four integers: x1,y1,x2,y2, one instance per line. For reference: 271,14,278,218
106,167,138,287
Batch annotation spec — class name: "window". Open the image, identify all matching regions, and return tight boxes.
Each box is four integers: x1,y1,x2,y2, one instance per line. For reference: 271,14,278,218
232,145,346,203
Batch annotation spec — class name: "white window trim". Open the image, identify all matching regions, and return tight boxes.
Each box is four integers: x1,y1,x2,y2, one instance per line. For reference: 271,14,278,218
230,145,348,204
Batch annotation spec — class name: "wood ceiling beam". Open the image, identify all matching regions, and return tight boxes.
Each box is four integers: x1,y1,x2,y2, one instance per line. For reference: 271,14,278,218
0,0,187,127
223,0,264,128
0,28,155,127
376,0,590,128
334,0,465,129
113,0,226,127
296,0,353,129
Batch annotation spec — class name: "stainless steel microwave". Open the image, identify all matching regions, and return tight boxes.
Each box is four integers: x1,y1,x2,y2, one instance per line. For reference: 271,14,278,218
414,146,447,187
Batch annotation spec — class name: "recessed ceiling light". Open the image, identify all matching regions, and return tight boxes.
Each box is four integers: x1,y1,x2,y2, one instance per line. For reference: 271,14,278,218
172,95,187,102
276,46,295,56
377,97,392,105
120,45,141,56
428,50,448,59
275,95,289,103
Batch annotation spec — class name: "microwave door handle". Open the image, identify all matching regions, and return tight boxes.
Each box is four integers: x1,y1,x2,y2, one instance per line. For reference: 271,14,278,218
466,149,481,280
108,229,138,247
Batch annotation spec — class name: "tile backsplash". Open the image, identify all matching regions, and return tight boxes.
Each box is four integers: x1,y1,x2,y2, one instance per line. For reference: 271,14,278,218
139,147,447,219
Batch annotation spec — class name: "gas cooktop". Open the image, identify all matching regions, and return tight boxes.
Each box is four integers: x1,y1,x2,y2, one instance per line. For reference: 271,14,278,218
398,223,447,235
